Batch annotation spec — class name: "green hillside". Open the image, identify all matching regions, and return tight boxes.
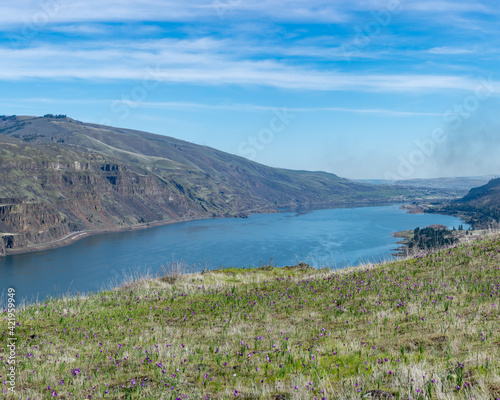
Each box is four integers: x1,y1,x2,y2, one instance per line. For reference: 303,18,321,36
2,234,499,399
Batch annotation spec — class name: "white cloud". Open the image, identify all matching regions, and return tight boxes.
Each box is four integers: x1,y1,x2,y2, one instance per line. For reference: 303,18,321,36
107,100,446,116
0,0,494,28
0,1,497,94
0,0,349,27
404,0,492,13
49,24,111,35
0,41,495,92
428,46,475,55
5,97,445,116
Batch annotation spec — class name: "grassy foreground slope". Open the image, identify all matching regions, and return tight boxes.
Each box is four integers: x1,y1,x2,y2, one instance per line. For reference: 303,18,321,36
2,237,500,399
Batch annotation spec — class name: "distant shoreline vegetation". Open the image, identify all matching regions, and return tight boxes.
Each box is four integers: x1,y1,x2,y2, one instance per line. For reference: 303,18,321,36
393,224,477,256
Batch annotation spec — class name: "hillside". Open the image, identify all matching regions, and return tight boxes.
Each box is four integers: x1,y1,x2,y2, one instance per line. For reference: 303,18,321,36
2,234,499,399
461,178,500,207
0,115,405,256
429,178,500,229
358,176,496,192
394,176,496,192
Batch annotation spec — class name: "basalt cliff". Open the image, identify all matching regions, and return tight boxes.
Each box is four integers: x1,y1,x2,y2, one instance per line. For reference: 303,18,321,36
0,115,405,256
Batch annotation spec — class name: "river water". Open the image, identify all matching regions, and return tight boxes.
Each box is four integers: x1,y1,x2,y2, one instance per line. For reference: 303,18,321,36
0,205,466,306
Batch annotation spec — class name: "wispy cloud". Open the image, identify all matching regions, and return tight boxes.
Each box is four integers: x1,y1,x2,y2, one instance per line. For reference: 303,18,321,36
48,24,112,35
0,0,349,26
112,100,446,116
428,46,476,55
0,0,495,27
404,0,493,13
0,42,493,92
2,97,451,117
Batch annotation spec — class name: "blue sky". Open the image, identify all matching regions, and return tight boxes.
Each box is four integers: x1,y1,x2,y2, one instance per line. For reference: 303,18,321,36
1,0,500,179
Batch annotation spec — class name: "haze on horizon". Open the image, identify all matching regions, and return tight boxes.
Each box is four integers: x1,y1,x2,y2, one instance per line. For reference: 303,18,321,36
1,0,500,180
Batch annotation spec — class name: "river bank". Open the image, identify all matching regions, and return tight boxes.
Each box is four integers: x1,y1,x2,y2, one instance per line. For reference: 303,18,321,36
1,215,212,257
392,225,498,256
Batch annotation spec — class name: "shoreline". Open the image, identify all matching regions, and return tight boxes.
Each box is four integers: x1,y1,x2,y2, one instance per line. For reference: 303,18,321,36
391,229,414,257
391,225,498,257
1,215,214,257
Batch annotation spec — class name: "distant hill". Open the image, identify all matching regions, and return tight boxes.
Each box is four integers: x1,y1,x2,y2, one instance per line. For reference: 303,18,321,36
461,177,500,206
358,176,497,192
395,176,497,191
429,177,500,228
0,115,405,255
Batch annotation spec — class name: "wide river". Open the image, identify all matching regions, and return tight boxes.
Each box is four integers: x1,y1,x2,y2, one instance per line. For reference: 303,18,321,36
0,205,466,306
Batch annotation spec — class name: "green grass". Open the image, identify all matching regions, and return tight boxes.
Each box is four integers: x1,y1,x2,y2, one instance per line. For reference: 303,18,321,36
1,235,500,399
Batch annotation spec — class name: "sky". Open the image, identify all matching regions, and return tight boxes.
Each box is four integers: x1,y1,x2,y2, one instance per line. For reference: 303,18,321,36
1,0,500,180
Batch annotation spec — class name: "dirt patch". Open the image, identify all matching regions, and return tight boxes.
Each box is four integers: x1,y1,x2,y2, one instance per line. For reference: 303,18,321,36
283,262,313,271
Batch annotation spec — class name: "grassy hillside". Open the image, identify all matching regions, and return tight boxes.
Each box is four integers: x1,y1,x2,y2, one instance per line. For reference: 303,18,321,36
2,235,499,399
